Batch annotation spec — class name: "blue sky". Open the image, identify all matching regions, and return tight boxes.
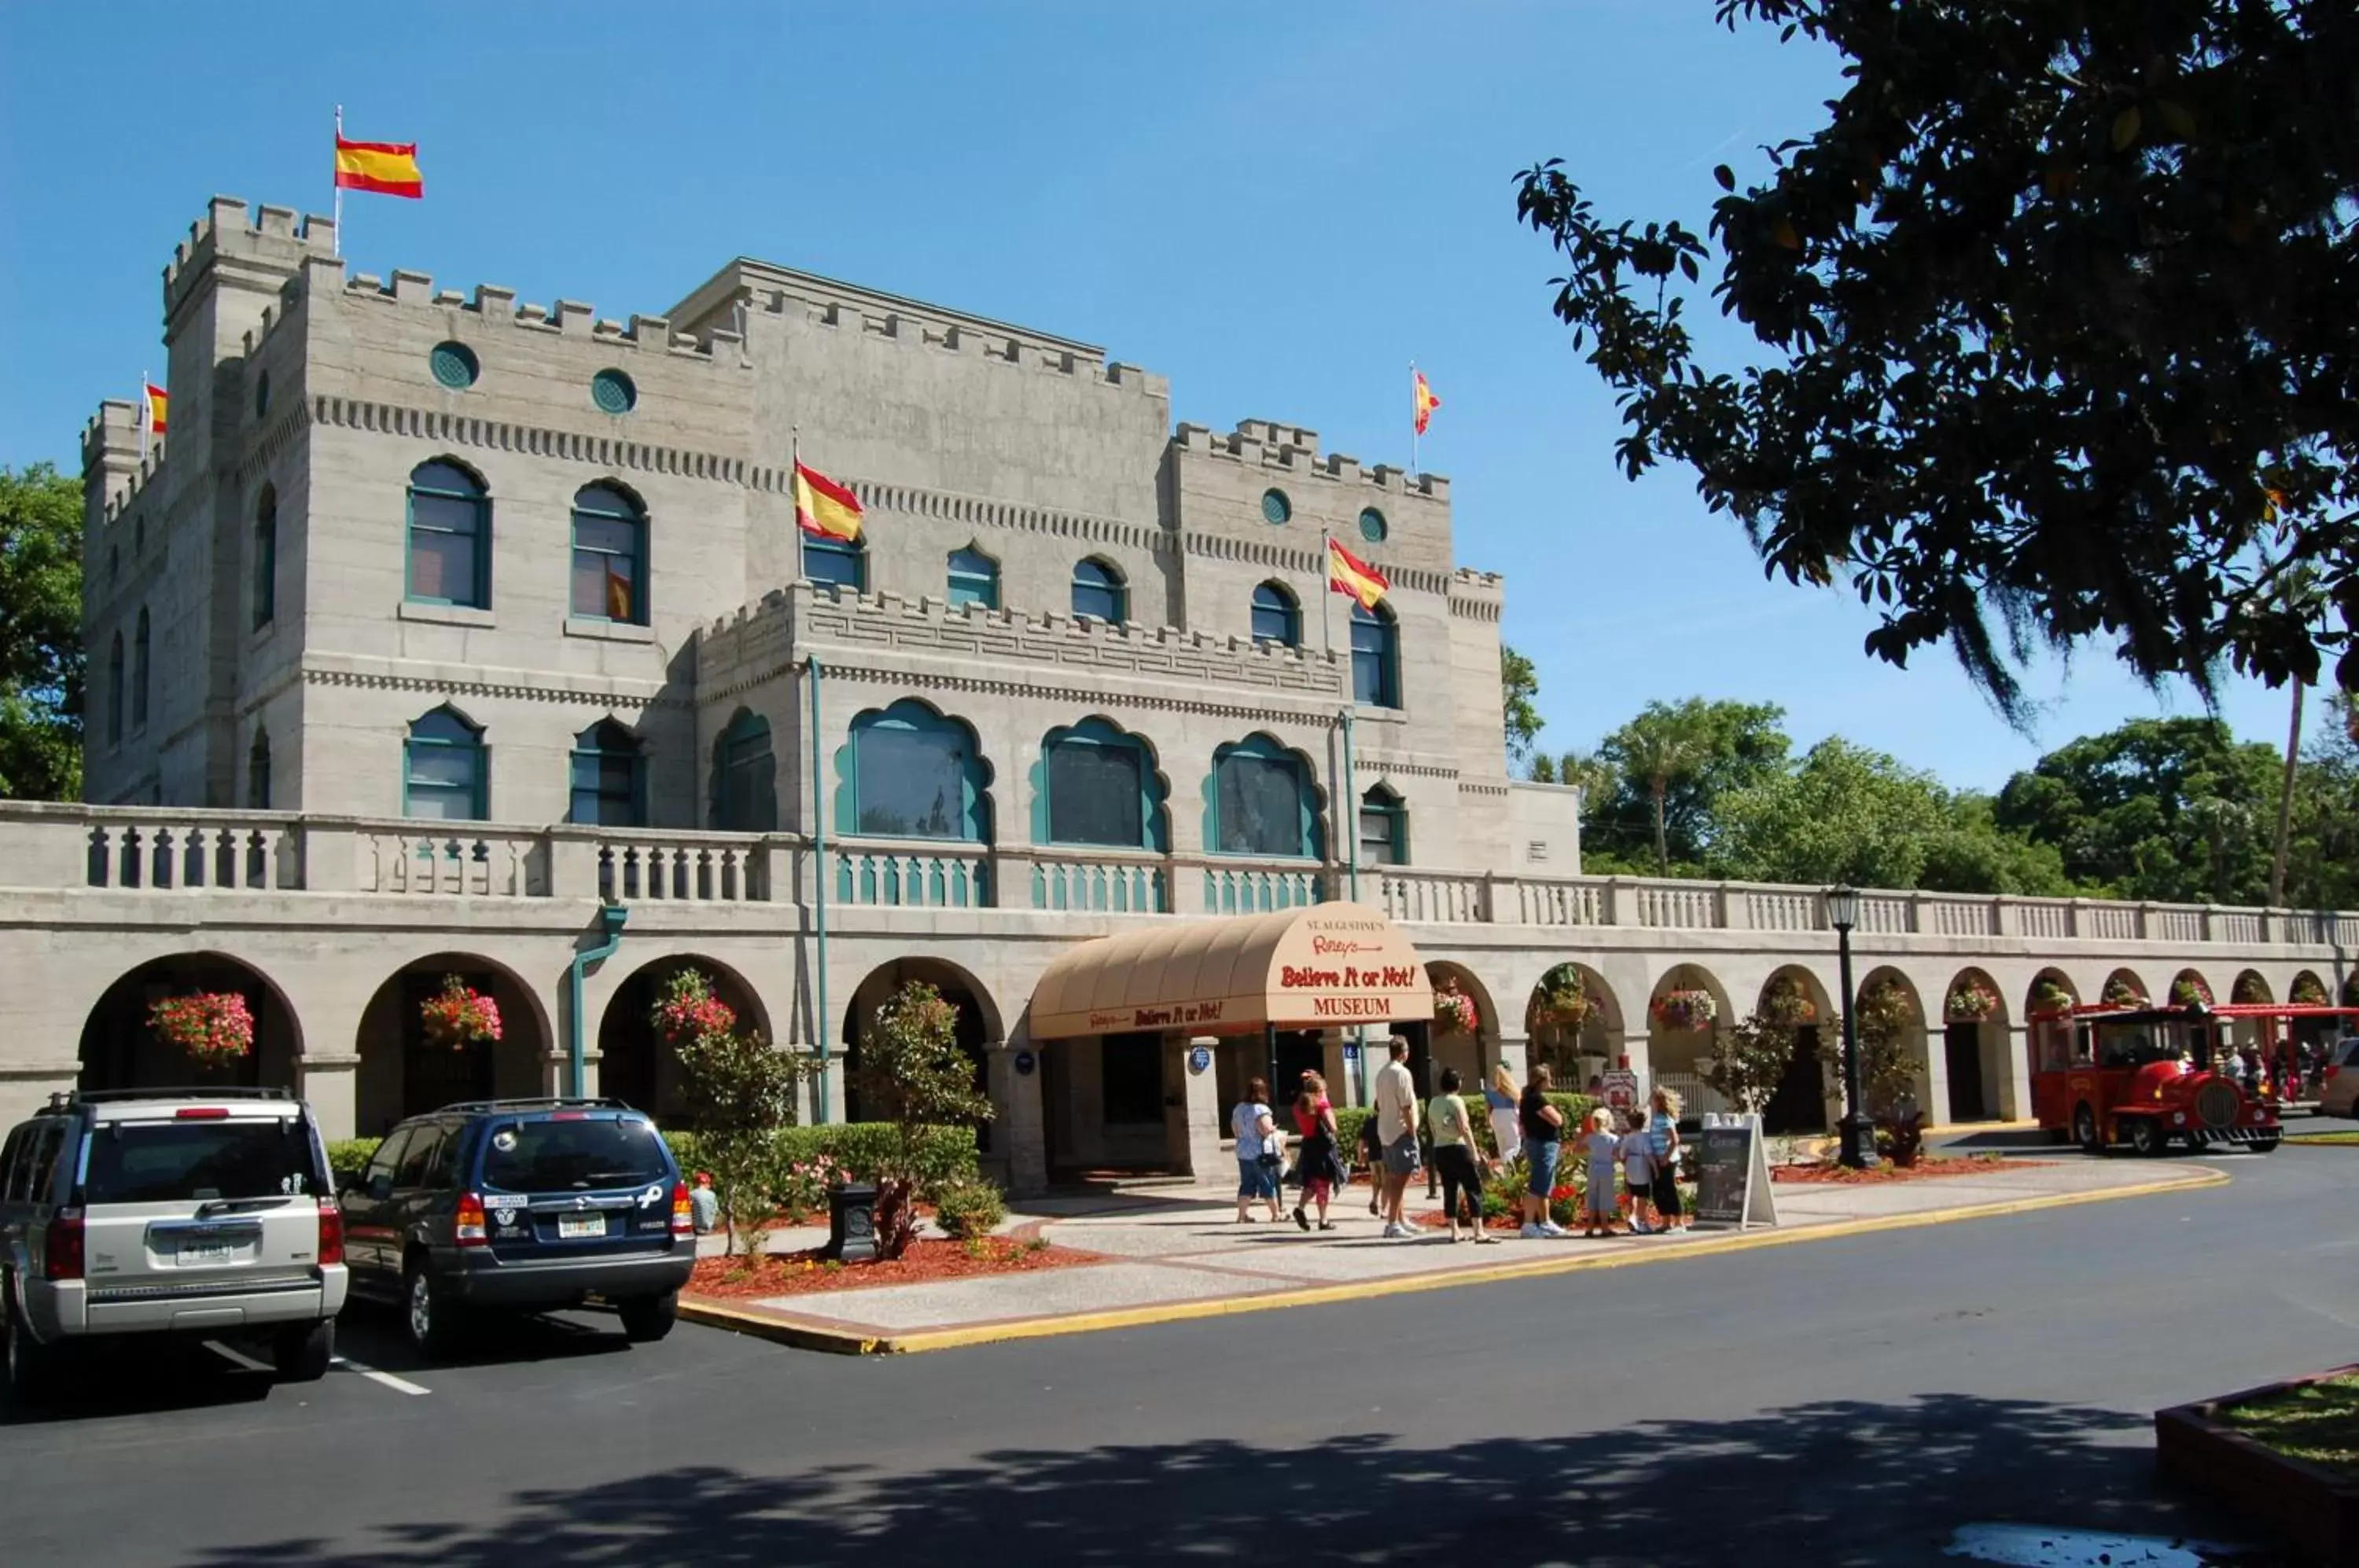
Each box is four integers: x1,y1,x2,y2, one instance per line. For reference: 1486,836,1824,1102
0,2,2317,790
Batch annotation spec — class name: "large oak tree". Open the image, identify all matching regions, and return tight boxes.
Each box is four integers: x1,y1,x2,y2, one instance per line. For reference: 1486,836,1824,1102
1516,1,2359,718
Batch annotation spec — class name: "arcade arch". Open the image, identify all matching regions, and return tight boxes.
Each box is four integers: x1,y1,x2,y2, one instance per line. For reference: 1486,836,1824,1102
77,952,301,1095
596,955,772,1122
353,954,551,1135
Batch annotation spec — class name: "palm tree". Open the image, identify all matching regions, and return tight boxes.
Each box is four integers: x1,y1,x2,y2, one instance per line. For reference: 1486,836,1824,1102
1614,709,1710,875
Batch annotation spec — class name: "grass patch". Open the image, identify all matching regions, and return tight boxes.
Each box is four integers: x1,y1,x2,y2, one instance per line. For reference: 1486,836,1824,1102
2217,1373,2359,1477
2286,1129,2359,1146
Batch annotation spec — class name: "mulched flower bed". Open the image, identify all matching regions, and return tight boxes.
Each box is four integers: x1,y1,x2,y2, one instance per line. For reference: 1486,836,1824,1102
685,1234,1103,1301
1771,1154,2048,1185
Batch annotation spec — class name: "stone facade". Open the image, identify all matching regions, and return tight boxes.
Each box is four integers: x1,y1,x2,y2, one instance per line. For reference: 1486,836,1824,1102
30,196,2359,1192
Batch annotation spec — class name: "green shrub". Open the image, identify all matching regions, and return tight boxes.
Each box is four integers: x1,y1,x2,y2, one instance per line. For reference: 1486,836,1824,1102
326,1138,381,1176
931,1177,1007,1239
662,1124,979,1200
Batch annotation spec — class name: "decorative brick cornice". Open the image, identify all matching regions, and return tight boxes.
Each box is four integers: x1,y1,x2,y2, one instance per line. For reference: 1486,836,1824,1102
300,665,686,711
310,396,749,486
795,659,1344,727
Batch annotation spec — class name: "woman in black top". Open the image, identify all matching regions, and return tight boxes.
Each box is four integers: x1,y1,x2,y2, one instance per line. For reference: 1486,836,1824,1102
1518,1064,1566,1236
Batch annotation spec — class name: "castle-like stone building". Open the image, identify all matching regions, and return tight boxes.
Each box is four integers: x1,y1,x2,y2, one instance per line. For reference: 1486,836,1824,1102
15,195,2351,1190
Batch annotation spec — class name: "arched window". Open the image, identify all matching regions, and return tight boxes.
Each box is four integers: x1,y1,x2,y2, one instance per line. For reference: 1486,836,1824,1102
1358,785,1407,867
569,719,644,826
1209,734,1321,858
947,547,999,609
403,705,487,821
710,709,777,831
803,532,866,591
252,486,276,630
839,700,989,841
248,730,272,810
1350,601,1400,708
1071,558,1126,623
407,459,491,609
105,633,123,746
131,608,151,728
571,484,647,624
1037,719,1167,849
1250,581,1301,646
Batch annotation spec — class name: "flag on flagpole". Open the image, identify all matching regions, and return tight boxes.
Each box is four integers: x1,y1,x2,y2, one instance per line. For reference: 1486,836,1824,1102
605,569,633,622
142,382,169,437
1412,370,1441,436
1327,537,1390,610
793,461,865,541
334,133,425,199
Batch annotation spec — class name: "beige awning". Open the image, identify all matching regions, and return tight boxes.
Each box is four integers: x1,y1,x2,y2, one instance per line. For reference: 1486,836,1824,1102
1027,902,1435,1040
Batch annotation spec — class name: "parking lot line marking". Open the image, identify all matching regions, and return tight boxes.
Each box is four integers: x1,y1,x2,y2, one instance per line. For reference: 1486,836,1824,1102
202,1339,274,1375
331,1356,431,1397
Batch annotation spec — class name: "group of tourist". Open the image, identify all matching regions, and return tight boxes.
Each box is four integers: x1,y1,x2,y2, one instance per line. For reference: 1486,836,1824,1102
1230,1039,1695,1242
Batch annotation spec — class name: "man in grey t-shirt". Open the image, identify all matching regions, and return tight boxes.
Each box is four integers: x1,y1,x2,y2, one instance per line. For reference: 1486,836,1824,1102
1372,1036,1422,1239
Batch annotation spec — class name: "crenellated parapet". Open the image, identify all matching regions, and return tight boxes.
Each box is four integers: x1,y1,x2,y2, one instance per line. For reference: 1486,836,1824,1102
1448,567,1504,622
1172,420,1450,501
322,267,751,370
163,196,337,326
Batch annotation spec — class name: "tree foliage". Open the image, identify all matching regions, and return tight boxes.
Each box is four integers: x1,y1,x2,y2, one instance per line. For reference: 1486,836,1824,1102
851,981,993,1260
1516,2,2359,718
1702,1012,1797,1116
1586,697,1790,874
1499,645,1544,764
0,463,83,801
671,969,808,1257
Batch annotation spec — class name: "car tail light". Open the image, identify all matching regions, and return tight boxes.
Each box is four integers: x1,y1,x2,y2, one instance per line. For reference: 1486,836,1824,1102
670,1180,694,1236
45,1209,85,1281
317,1198,345,1267
175,1107,230,1120
455,1191,488,1247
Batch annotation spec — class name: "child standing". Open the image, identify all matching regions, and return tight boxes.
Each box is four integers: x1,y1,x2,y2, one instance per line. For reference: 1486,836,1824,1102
1578,1109,1620,1237
1618,1109,1658,1235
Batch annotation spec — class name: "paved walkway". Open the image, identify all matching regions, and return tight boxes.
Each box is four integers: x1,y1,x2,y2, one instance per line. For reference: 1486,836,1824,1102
679,1154,2225,1353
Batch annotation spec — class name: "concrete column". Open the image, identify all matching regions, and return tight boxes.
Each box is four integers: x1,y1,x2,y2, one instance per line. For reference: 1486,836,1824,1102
300,1052,361,1141
988,1039,1048,1197
1916,1026,1952,1125
1999,1024,2033,1120
1494,1032,1529,1085
1614,1031,1651,1091
1172,1034,1224,1179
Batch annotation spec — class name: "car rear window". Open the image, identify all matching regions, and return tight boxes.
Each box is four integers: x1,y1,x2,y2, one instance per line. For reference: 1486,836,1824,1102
479,1118,669,1194
82,1119,318,1204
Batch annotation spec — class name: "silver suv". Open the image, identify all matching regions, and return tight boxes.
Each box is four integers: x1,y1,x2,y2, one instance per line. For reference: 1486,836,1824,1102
1,1088,348,1401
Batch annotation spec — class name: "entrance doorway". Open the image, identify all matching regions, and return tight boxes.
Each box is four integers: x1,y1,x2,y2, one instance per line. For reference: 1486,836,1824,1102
1944,1022,1989,1122
1763,1025,1829,1133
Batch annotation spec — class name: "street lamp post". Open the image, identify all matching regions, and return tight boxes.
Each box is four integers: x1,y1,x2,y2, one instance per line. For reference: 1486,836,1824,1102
1825,885,1878,1170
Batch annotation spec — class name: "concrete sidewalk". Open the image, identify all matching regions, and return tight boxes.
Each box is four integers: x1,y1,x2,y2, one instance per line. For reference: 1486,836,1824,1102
679,1154,2231,1354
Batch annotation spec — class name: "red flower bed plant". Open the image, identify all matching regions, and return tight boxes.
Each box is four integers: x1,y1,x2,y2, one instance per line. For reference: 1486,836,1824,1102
1772,1154,2042,1185
149,992,256,1066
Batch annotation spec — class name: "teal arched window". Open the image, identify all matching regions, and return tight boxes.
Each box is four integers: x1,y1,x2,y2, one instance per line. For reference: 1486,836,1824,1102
569,719,644,826
1358,784,1406,867
1207,734,1321,859
407,459,491,609
804,532,865,591
132,608,151,728
1036,719,1167,849
1251,582,1300,646
1350,601,1399,708
838,699,990,841
404,705,487,821
252,486,277,630
947,547,999,609
711,709,777,831
571,483,647,624
1071,558,1126,622
105,632,123,746
248,729,272,811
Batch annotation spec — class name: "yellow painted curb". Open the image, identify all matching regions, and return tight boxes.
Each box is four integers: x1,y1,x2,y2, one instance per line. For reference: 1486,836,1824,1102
681,1165,2232,1357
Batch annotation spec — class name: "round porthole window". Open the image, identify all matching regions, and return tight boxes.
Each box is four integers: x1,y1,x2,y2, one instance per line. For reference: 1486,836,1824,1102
591,368,637,414
1360,507,1388,543
253,370,271,418
1261,488,1291,525
430,341,480,390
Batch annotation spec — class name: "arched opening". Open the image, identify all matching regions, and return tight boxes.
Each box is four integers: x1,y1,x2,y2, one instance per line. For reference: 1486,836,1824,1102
407,458,491,610
2231,970,2273,1005
839,958,998,1152
569,717,646,827
1854,966,1930,1118
2026,967,2082,1080
837,698,993,845
1525,962,1623,1091
2100,967,2151,1009
1070,557,1127,623
947,544,999,609
77,952,301,1095
1938,966,2008,1124
1349,601,1400,708
353,955,551,1135
405,705,488,822
596,956,771,1124
710,707,777,831
2169,968,2215,1010
1205,732,1326,867
2289,970,2328,1007
571,481,648,624
1754,966,1835,1135
1645,963,1732,1115
1409,960,1500,1102
1250,581,1301,647
1357,783,1408,867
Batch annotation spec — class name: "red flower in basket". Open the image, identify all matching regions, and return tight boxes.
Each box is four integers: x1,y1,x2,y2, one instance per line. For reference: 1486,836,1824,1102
1432,983,1479,1037
421,975,502,1050
653,975,737,1047
149,993,256,1066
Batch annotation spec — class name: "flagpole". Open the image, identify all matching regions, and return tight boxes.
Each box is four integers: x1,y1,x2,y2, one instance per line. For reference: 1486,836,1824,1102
138,368,150,463
1409,360,1419,478
332,106,344,257
1319,528,1334,660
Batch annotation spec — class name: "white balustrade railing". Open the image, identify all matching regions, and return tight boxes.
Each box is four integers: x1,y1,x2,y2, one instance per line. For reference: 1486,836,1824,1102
2148,906,2205,943
83,813,300,893
1920,897,1997,938
1636,883,1720,929
835,840,992,908
1202,863,1326,915
2077,901,2140,941
593,833,771,903
1744,889,1818,932
363,827,544,897
1518,878,1604,926
1378,869,1486,925
1031,852,1169,914
2015,900,2073,940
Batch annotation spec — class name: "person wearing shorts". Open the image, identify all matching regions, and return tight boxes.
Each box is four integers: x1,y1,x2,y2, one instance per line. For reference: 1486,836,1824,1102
1373,1037,1422,1239
1231,1077,1284,1224
1648,1087,1688,1235
1518,1064,1568,1237
1427,1067,1496,1244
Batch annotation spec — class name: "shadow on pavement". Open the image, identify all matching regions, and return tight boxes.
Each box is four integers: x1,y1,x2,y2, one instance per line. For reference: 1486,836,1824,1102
333,1304,635,1376
189,1391,2283,1567
0,1338,274,1426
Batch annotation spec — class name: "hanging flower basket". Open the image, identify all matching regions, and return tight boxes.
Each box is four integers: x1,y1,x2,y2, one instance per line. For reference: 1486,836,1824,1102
1945,978,2000,1023
652,968,737,1047
1759,977,1817,1027
2291,974,2329,1006
1651,988,1717,1031
2169,975,2214,1009
421,975,502,1050
1857,980,1916,1040
1532,964,1588,1026
1432,985,1479,1037
2030,979,2076,1018
2101,976,2148,1009
149,992,255,1066
2232,974,2271,1005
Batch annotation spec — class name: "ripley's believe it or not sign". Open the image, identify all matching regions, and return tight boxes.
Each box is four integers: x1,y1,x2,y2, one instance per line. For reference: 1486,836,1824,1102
1025,904,1437,1040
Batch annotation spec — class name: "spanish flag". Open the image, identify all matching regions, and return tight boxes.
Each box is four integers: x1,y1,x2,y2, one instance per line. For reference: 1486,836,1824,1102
142,382,169,436
1328,537,1389,610
793,461,864,541
1413,370,1441,436
605,569,633,622
334,134,425,199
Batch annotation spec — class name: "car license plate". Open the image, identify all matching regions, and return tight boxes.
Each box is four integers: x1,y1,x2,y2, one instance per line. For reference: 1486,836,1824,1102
178,1242,234,1266
558,1214,605,1239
